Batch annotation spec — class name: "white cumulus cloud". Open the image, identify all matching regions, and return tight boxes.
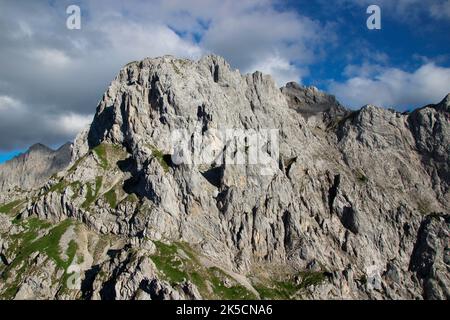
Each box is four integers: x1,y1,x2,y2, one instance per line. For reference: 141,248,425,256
50,113,93,137
329,63,450,109
248,55,307,87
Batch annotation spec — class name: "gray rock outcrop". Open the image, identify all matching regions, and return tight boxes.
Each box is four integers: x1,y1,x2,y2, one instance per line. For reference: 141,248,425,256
0,55,448,300
0,143,72,201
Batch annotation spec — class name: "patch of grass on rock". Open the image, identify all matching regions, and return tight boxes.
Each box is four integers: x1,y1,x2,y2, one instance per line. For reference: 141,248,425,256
1,218,78,298
150,241,256,300
82,177,103,209
150,146,170,173
104,188,117,208
0,200,23,214
93,144,108,169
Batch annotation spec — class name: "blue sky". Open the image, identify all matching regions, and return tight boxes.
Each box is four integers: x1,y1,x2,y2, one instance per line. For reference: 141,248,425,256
0,0,449,163
0,150,23,164
289,0,450,87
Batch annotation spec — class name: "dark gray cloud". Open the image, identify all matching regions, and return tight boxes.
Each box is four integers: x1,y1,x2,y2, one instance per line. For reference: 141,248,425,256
0,0,333,151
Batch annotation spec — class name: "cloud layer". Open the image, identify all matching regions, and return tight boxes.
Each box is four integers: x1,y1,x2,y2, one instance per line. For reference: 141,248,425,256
0,0,448,151
0,0,333,151
329,63,450,109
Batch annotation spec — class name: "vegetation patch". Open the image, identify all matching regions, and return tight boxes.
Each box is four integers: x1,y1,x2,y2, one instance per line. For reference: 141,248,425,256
150,146,170,173
47,179,68,193
150,241,256,300
82,177,103,209
0,200,23,214
151,242,327,300
151,241,188,284
68,155,86,173
10,219,74,271
121,193,139,204
207,267,256,300
254,280,299,299
104,188,117,208
1,218,78,299
93,144,108,169
90,143,128,171
254,271,328,300
297,271,327,288
59,239,79,293
69,181,82,199
40,179,82,201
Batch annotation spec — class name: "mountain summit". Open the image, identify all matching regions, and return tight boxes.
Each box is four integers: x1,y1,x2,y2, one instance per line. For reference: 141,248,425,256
0,55,448,300
0,142,72,199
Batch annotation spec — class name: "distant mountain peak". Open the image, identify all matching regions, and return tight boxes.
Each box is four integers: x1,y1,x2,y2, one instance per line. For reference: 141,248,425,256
28,143,53,153
0,142,72,193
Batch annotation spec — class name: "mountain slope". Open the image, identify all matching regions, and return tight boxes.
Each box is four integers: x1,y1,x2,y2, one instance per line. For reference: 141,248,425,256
0,143,72,201
0,55,448,300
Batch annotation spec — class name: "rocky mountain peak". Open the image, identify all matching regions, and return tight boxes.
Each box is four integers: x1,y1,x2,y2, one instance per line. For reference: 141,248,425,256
28,143,53,153
85,54,288,156
0,142,72,198
281,81,347,121
437,93,450,111
0,54,448,300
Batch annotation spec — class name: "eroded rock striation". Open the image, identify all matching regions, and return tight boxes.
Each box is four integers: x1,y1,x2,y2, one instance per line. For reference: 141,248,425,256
0,55,448,300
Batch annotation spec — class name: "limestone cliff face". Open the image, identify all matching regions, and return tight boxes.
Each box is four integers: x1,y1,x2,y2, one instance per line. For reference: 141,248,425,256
0,55,448,300
0,143,72,201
